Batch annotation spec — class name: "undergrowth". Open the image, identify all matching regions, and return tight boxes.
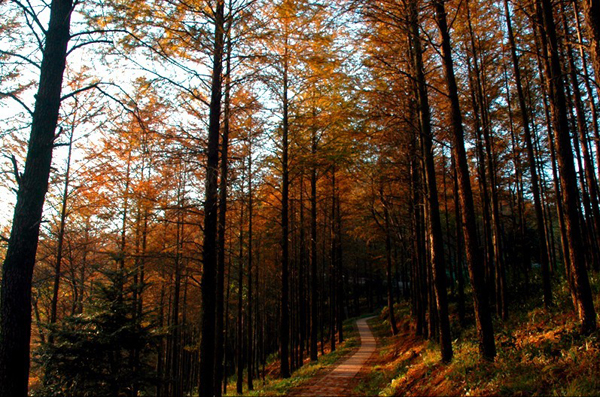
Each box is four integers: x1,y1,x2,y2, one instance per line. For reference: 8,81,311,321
364,275,600,396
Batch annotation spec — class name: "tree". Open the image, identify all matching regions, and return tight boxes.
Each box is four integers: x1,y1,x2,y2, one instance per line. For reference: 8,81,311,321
0,1,75,395
583,0,600,88
503,0,552,308
409,0,452,362
433,0,496,361
198,1,226,395
537,0,596,333
35,268,157,397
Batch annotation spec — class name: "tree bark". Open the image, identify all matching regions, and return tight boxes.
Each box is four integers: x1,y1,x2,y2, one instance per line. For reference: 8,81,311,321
382,188,398,336
247,138,254,391
561,2,600,269
583,0,600,89
573,1,600,185
434,0,496,360
0,1,73,395
214,24,232,396
49,128,74,337
503,0,552,307
330,170,337,350
198,1,225,395
409,0,452,361
538,0,597,333
237,178,245,395
310,125,319,361
280,39,291,379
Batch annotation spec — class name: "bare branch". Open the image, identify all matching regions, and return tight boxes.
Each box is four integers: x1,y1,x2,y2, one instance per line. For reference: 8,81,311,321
0,91,34,116
60,83,100,102
0,50,41,69
13,0,47,34
67,39,113,56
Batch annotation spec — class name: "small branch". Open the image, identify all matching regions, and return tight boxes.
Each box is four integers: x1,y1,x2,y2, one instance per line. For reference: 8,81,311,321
14,0,47,34
60,83,100,102
67,39,113,56
70,28,130,39
9,154,22,186
95,85,137,113
0,50,41,70
0,92,34,116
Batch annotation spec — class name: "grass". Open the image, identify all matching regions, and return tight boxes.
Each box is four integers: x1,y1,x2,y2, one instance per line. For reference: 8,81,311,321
364,275,600,396
225,316,362,396
354,304,418,396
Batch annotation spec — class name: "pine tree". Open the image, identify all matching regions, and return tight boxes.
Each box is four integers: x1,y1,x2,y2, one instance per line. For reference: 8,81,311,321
34,268,157,397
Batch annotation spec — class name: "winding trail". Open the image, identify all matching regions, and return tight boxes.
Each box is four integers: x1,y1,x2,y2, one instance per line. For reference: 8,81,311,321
290,316,376,396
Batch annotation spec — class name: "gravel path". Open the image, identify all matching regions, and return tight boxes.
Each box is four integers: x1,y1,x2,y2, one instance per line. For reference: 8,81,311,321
290,316,376,396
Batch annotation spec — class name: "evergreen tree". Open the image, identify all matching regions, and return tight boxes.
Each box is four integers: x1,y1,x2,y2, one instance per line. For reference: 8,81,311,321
34,268,157,397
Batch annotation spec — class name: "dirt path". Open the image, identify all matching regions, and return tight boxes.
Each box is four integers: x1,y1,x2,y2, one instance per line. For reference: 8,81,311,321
289,317,377,396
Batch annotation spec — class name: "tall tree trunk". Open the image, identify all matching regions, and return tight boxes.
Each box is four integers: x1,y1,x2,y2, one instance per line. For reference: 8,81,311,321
170,199,184,397
223,253,233,396
562,2,600,267
280,39,291,379
198,1,225,395
214,23,232,396
310,123,319,362
452,158,466,326
434,0,496,360
538,0,597,333
410,151,427,337
382,188,399,336
409,0,452,361
299,172,307,359
49,128,74,338
573,0,600,183
530,28,576,304
336,190,344,344
464,0,498,313
330,170,337,350
504,70,530,293
247,138,254,391
583,0,600,88
157,252,167,397
237,173,245,395
503,0,552,307
0,1,73,395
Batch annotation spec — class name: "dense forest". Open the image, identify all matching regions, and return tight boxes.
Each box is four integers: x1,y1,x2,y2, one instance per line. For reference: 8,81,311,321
1,0,600,395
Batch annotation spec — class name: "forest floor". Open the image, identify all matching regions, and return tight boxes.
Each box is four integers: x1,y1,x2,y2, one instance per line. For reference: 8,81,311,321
234,277,600,396
357,278,600,396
